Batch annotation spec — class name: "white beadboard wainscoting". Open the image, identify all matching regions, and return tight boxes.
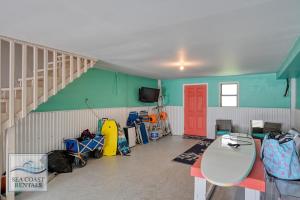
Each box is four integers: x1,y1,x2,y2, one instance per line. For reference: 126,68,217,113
14,106,152,154
295,109,300,131
166,106,291,139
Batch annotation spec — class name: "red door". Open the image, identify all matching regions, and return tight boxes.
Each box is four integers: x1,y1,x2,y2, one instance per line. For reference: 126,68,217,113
184,85,207,136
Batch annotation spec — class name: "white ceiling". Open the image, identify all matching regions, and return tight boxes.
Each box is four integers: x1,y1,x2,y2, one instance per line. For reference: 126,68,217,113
1,0,300,79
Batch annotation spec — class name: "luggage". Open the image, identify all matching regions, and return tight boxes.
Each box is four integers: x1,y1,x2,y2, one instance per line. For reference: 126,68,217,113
124,127,136,147
48,150,74,173
101,119,118,156
136,122,149,144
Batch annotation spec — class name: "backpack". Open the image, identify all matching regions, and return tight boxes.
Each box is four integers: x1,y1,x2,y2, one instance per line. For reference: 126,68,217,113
261,133,300,180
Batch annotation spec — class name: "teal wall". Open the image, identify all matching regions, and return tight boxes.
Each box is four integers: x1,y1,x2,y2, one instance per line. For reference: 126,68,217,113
297,77,300,109
162,73,290,108
277,37,300,79
35,67,158,112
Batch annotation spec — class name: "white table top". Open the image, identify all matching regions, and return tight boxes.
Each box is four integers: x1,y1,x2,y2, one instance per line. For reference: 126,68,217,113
201,133,256,186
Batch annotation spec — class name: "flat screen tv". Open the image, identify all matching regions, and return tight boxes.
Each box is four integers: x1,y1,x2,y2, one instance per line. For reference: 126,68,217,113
139,87,160,103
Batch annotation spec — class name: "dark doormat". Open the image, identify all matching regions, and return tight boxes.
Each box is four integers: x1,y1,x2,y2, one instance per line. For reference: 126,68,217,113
173,138,214,165
183,135,208,140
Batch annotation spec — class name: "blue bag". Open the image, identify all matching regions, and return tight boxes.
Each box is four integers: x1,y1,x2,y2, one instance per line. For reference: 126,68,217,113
261,134,300,180
126,112,139,127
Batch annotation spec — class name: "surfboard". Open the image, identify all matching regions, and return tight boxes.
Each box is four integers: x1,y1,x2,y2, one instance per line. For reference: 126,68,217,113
201,133,256,186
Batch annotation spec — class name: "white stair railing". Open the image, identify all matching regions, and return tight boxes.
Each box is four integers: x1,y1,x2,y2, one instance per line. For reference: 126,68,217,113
0,35,97,131
0,35,97,199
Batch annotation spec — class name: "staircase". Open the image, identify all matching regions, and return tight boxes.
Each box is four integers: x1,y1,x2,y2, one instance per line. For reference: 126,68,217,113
0,35,97,200
0,35,97,132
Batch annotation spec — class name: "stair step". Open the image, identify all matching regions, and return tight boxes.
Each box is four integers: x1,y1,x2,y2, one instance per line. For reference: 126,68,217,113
37,67,54,73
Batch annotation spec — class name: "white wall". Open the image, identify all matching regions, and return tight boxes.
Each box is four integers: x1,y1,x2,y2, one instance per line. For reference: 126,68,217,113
167,106,291,139
14,106,152,154
295,109,300,131
9,105,294,153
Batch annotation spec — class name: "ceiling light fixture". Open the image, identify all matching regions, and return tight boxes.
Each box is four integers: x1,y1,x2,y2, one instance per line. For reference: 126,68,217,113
179,51,185,71
160,49,204,71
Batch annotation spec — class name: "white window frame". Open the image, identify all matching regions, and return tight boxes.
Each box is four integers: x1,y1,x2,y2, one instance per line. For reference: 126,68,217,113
220,82,239,107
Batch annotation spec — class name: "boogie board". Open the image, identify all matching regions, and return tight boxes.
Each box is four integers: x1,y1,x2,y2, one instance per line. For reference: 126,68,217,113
136,122,149,144
201,133,256,186
101,120,118,156
124,127,136,147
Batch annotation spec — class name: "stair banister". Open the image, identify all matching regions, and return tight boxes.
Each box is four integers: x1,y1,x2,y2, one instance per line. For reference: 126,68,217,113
33,46,38,110
21,44,27,118
62,53,66,89
8,40,15,127
77,57,81,78
84,58,88,72
43,48,48,102
70,55,74,82
53,50,58,95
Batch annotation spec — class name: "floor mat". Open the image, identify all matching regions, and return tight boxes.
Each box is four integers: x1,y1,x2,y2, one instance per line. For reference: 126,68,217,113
173,138,214,165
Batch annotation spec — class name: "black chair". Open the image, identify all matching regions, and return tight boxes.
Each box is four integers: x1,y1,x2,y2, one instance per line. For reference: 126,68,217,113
251,120,282,140
215,119,233,136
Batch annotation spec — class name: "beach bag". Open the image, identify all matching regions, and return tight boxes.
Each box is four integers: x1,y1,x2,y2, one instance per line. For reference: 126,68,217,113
78,129,95,141
48,150,74,173
118,135,131,156
116,123,130,156
126,112,139,127
261,133,300,180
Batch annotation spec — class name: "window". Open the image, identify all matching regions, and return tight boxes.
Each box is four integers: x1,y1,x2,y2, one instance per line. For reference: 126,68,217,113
220,83,238,107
